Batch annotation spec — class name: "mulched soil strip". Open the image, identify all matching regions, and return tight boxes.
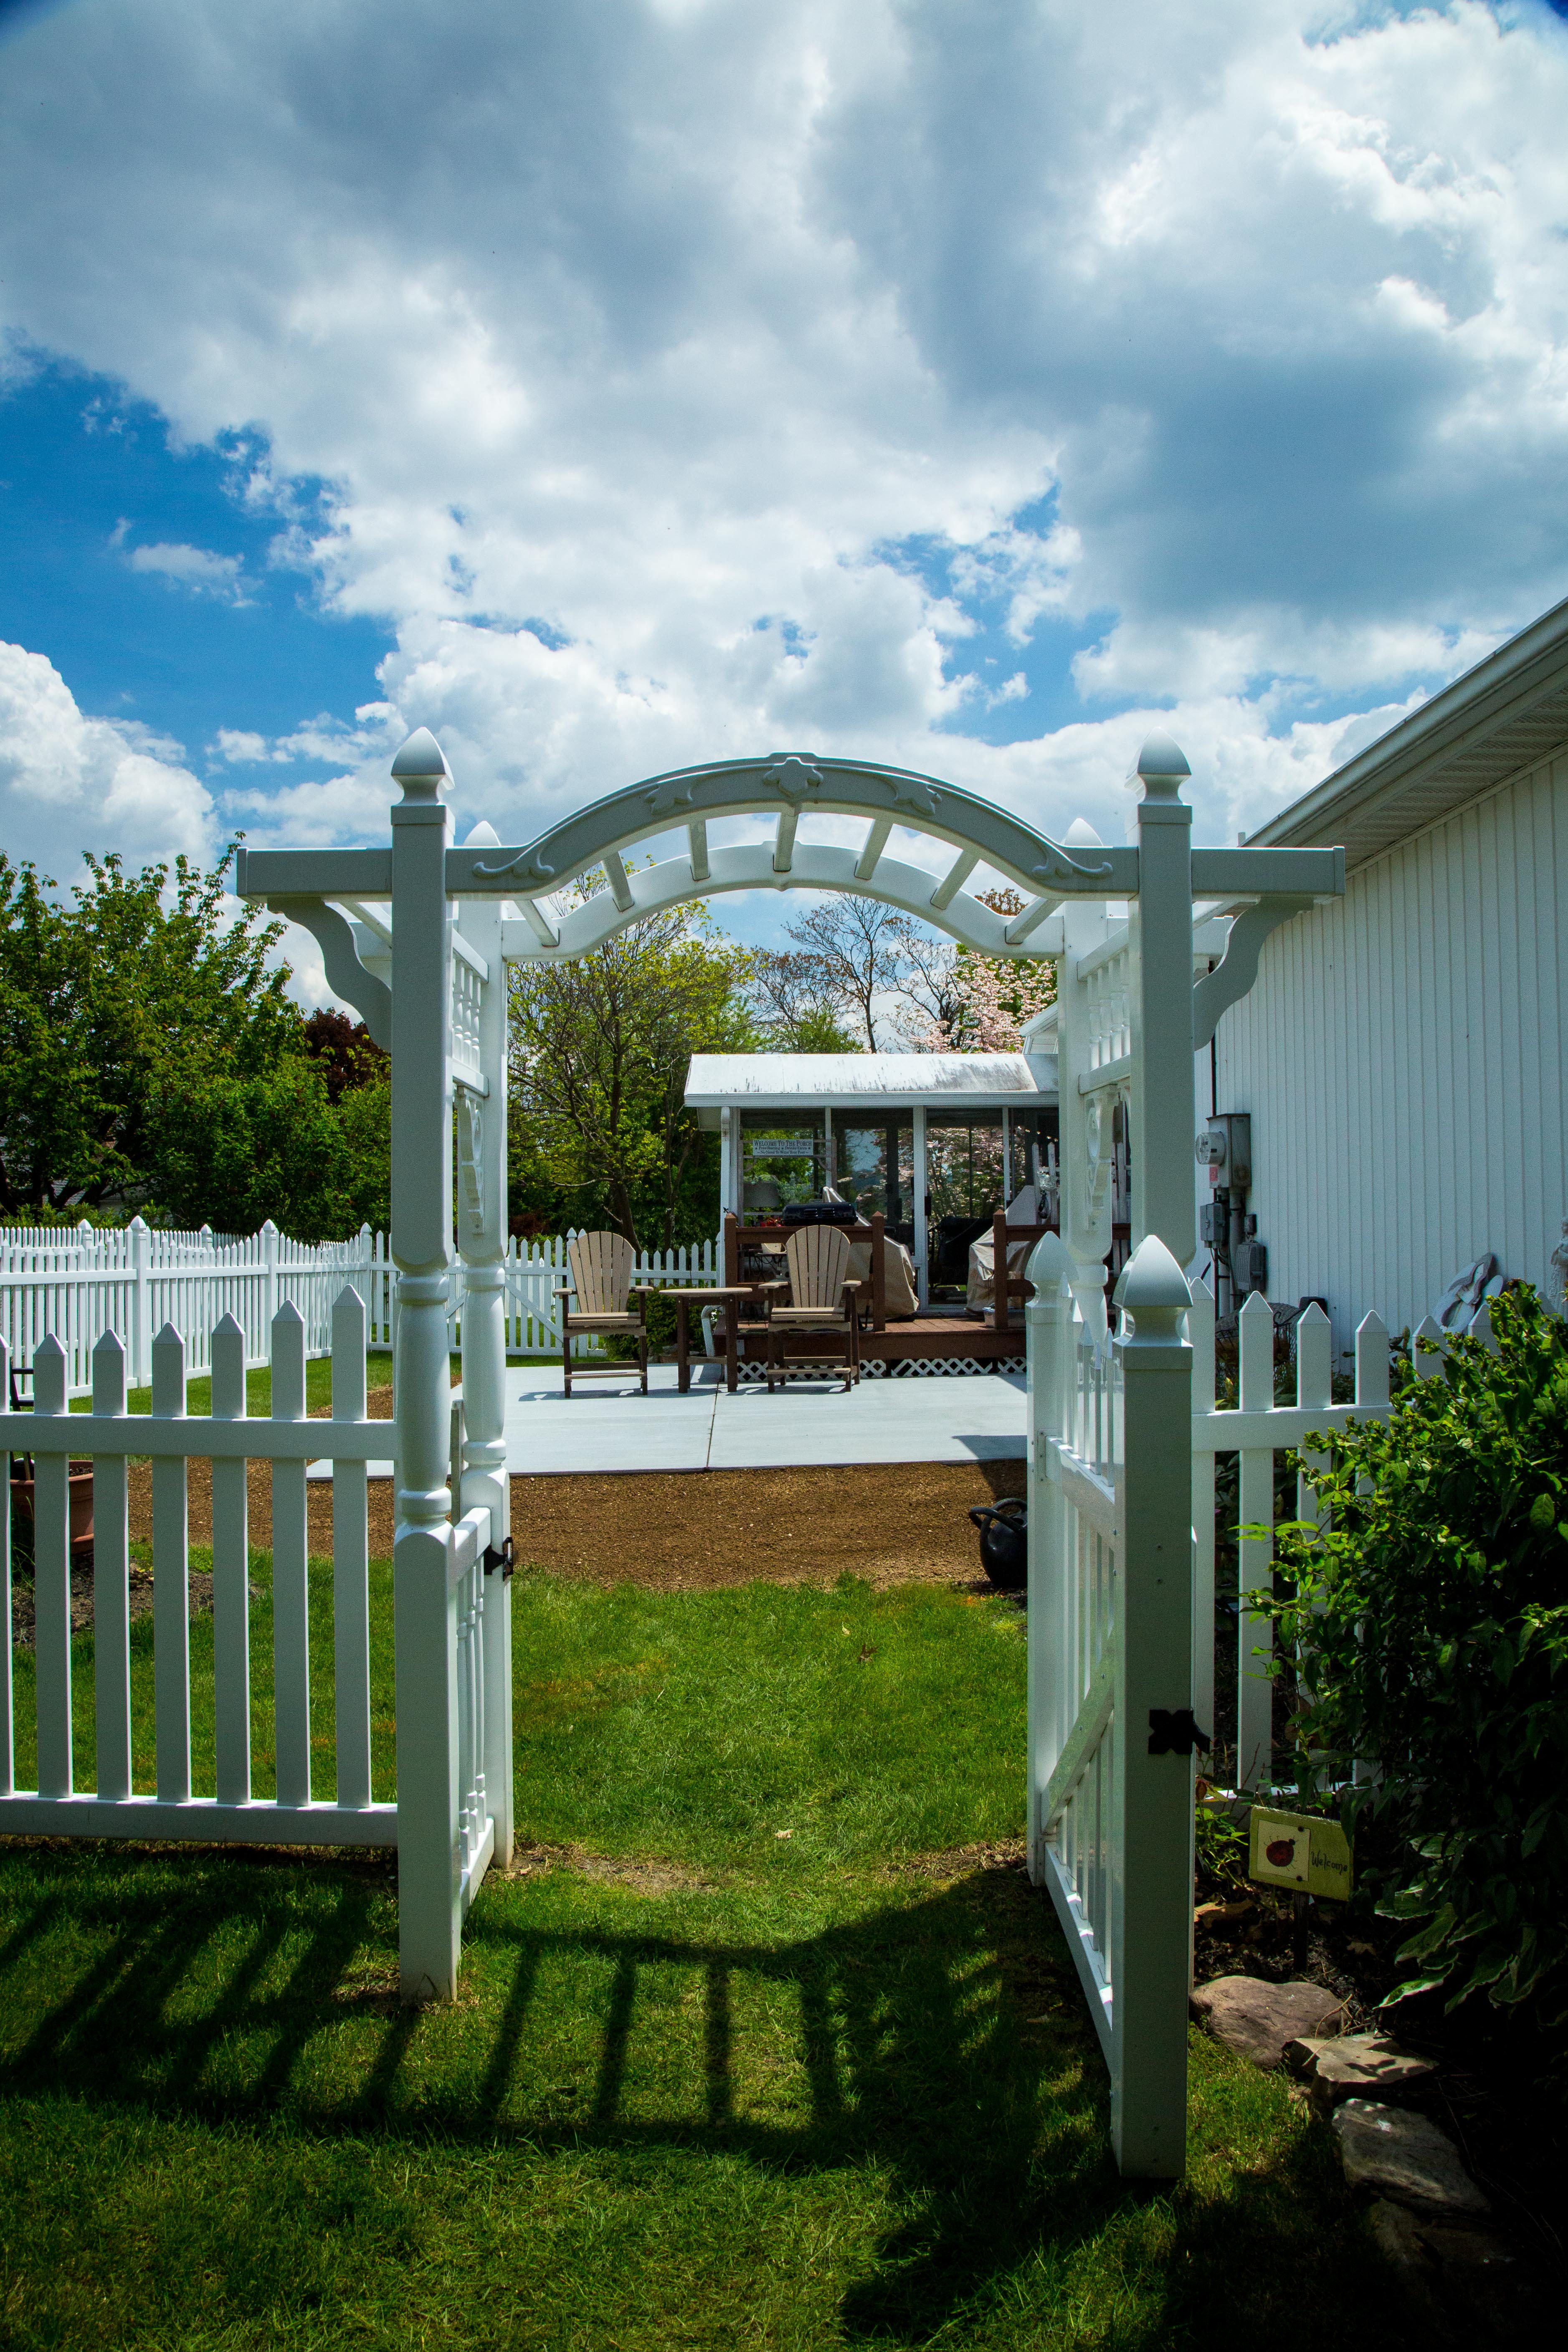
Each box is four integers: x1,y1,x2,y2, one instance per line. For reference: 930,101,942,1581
497,1459,1026,1592
13,1450,1025,1631
104,1452,1023,1593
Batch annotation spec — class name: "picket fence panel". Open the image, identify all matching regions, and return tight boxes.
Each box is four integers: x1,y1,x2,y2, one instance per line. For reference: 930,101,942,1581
0,1292,405,1845
2,1220,388,1395
1191,1285,1500,1793
3,1223,720,1394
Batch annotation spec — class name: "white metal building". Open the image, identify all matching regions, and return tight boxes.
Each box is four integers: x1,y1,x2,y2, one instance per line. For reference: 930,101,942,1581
1211,592,1568,1357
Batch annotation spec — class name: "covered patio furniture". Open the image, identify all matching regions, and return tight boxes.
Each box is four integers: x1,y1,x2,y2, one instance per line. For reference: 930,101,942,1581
763,1225,861,1391
555,1231,652,1396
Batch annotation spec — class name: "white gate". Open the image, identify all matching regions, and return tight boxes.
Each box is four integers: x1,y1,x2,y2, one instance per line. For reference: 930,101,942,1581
1026,737,1343,2176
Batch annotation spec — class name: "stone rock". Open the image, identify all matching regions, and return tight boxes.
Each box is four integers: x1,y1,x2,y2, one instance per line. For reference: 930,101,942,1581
1369,2200,1540,2348
1189,1976,1345,2070
1333,2099,1489,2218
1283,2031,1435,2114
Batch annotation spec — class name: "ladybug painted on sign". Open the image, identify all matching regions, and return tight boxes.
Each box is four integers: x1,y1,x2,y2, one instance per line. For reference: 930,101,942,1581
1266,1838,1297,1869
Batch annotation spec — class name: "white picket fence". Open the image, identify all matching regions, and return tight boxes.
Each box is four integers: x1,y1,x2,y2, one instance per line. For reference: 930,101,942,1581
1,1220,387,1396
0,1292,442,1844
1193,1286,1499,1795
2,1223,722,1394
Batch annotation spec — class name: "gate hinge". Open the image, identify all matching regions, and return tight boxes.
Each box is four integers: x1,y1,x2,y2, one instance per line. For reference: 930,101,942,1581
483,1536,516,1579
1148,1708,1210,1756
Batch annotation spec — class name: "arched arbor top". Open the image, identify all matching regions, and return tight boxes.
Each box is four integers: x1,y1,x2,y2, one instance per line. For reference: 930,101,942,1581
235,732,1344,1037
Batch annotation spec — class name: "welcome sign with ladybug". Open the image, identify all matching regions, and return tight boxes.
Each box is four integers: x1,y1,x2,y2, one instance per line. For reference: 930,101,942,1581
1248,1805,1353,1900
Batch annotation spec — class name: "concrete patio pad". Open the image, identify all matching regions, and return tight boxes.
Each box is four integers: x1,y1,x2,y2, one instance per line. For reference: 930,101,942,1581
308,1358,1027,1480
506,1359,1025,1475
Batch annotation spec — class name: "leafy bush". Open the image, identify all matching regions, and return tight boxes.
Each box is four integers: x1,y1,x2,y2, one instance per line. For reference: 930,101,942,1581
605,1288,684,1361
1255,1287,1568,2034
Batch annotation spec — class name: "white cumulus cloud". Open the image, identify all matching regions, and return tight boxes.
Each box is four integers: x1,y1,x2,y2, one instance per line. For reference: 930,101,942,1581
0,0,1564,883
124,539,248,602
0,639,218,878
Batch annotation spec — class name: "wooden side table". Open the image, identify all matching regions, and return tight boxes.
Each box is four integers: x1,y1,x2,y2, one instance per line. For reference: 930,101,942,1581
661,1287,761,1392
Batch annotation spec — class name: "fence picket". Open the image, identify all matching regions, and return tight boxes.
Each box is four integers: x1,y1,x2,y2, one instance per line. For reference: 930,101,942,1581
270,1302,312,1808
332,1287,373,1810
210,1312,251,1806
32,1336,73,1800
152,1323,192,1803
1235,1293,1277,1792
1187,1281,1217,1742
91,1331,133,1802
0,1339,11,1796
1294,1301,1332,1527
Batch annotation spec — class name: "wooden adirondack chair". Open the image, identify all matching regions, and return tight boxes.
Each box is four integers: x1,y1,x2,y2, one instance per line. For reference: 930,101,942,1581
556,1231,650,1395
763,1224,861,1391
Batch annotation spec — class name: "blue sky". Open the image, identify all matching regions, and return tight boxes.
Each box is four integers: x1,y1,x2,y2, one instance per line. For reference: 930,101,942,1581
0,355,390,760
2,0,1567,974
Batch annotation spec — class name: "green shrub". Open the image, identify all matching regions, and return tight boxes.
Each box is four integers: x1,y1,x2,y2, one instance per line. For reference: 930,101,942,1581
605,1287,684,1361
1255,1287,1568,2036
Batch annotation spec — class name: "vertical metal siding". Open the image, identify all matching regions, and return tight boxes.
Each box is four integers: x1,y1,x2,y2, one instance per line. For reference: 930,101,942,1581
1215,750,1568,1359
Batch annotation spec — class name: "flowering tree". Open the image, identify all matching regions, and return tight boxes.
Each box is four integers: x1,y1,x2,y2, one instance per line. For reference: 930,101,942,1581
922,890,1057,1052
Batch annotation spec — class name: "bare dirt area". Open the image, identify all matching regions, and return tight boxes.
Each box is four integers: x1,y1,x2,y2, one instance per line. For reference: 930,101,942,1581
121,1386,396,1553
105,1439,1025,1593
507,1840,718,1896
503,1458,1026,1592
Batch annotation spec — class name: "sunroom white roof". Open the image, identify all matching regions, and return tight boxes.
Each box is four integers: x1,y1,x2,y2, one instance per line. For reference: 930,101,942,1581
685,1051,1058,1117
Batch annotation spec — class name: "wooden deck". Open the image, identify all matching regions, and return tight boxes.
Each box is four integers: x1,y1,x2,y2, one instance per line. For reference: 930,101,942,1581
716,1211,1039,1378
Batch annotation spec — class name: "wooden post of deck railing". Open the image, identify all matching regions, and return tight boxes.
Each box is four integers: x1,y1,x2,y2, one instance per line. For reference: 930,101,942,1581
992,1209,1011,1337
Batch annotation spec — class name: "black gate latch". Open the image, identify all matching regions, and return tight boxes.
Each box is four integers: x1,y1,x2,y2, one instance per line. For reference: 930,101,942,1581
483,1536,516,1579
1148,1708,1210,1756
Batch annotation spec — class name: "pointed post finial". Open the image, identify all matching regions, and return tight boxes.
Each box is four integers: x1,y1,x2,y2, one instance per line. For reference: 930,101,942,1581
1117,1233,1191,1340
391,727,449,803
1131,731,1191,803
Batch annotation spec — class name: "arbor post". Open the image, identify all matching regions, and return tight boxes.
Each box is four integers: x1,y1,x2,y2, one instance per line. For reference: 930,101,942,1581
390,727,462,2002
1128,734,1196,1266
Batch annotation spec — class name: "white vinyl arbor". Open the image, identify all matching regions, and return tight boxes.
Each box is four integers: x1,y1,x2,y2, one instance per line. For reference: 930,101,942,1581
219,727,1342,2170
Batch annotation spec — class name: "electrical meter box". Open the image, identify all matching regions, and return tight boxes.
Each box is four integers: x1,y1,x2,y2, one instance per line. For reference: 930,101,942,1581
1195,1113,1251,1192
1238,1240,1268,1295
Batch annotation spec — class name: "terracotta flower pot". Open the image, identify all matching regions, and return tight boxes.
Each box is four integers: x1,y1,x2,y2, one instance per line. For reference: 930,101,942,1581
8,1462,96,1556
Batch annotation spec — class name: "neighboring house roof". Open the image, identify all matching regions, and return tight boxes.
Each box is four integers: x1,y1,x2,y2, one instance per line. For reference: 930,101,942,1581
1245,589,1568,871
685,1051,1057,1115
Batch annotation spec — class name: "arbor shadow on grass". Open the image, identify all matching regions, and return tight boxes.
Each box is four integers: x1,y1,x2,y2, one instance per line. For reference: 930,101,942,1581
0,1845,1394,2348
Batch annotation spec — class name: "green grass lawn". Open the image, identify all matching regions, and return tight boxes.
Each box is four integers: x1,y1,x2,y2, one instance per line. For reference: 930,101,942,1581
68,1350,397,1419
0,1566,1406,2349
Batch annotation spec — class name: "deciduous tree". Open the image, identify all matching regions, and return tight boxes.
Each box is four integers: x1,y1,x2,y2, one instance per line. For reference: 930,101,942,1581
508,893,754,1250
